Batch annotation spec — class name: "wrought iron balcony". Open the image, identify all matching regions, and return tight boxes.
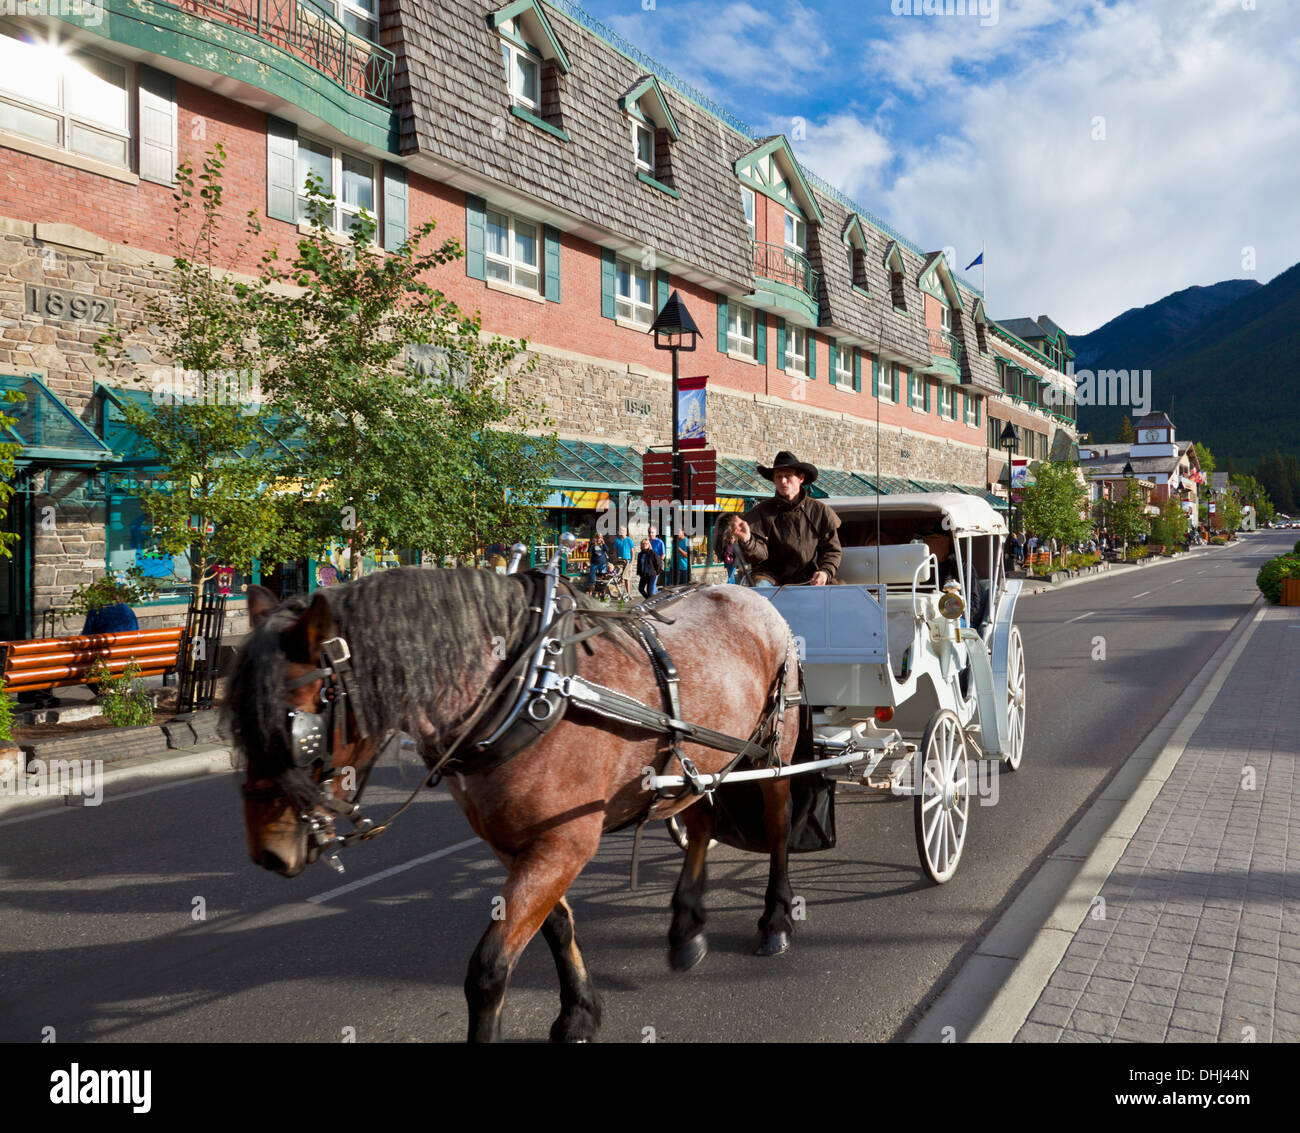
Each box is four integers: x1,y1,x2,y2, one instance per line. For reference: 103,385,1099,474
929,327,964,367
752,241,820,301
172,0,395,106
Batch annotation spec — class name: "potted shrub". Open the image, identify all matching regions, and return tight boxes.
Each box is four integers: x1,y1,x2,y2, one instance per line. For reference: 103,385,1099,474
65,569,159,636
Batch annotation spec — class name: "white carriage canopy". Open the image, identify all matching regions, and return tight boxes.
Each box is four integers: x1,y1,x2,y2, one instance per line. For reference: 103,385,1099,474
827,493,1009,538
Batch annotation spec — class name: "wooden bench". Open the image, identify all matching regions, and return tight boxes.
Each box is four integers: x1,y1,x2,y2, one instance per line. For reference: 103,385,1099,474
0,628,185,693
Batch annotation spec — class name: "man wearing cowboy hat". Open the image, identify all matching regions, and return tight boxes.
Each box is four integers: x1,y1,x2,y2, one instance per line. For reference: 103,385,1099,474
729,451,841,586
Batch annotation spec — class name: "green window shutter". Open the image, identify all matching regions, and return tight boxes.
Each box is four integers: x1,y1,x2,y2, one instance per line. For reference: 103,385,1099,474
657,270,670,314
828,338,837,386
465,194,487,281
601,249,617,319
543,225,562,302
975,396,981,426
138,65,177,186
907,372,914,406
755,310,767,365
853,349,861,392
776,317,786,371
871,356,879,397
808,333,817,380
382,162,408,252
717,294,728,353
924,377,931,412
266,114,298,223
893,365,901,403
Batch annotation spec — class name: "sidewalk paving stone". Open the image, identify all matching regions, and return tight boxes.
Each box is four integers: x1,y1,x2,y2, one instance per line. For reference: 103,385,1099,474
1016,605,1300,1043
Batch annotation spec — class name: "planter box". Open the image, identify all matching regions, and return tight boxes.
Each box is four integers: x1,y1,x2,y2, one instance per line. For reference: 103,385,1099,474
1282,578,1300,607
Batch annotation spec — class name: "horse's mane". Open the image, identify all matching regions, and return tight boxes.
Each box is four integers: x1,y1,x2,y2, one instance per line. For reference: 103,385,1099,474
226,567,531,773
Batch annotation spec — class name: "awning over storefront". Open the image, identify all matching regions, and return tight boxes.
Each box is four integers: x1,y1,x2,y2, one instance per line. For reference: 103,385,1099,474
2,372,116,467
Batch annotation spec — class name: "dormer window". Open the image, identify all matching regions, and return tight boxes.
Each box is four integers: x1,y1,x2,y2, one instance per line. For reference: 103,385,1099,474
632,119,654,171
742,187,756,240
620,73,680,193
501,29,541,110
885,243,907,311
939,304,952,332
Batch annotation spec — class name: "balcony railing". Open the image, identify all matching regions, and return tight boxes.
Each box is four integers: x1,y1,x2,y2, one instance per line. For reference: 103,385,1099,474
172,0,395,106
752,241,820,301
929,327,964,367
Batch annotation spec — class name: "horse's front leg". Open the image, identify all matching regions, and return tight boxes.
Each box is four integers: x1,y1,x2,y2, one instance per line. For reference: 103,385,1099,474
464,831,598,1043
668,799,714,971
754,778,794,956
540,896,603,1042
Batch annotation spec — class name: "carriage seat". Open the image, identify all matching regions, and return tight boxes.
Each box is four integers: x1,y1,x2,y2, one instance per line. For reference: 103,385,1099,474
837,543,934,587
838,544,935,676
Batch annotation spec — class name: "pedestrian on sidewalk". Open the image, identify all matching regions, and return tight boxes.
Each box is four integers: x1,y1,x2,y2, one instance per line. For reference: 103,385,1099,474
721,530,739,583
648,526,666,594
636,538,662,599
675,531,690,582
614,525,634,568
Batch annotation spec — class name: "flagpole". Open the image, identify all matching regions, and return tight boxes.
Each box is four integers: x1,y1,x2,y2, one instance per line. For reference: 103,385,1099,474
982,239,986,304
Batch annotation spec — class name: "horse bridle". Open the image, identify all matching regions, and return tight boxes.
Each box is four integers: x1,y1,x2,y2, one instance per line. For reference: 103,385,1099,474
240,635,383,873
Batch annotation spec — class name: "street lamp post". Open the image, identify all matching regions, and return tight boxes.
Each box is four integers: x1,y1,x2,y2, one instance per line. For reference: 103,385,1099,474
1121,460,1135,560
649,291,701,586
1000,421,1019,571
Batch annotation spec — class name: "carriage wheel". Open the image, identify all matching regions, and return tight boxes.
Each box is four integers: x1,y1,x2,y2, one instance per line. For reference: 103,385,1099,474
913,709,970,884
1002,625,1026,772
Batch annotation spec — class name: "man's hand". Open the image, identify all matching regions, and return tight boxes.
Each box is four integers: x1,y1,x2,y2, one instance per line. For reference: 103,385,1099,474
733,518,751,543
810,570,829,586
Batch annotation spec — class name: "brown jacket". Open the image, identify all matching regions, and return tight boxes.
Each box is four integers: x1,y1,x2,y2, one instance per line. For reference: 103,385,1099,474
739,492,842,584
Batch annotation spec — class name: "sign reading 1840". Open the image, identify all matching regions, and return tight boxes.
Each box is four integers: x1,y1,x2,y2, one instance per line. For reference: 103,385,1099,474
26,285,114,325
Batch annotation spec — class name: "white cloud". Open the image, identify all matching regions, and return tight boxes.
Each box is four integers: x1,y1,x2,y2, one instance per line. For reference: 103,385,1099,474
875,0,1300,333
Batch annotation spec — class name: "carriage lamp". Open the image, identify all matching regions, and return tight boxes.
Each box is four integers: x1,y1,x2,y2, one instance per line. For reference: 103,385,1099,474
938,581,966,620
507,542,528,574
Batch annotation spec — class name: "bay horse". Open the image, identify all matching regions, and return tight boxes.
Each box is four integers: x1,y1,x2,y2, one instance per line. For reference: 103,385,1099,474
229,567,801,1042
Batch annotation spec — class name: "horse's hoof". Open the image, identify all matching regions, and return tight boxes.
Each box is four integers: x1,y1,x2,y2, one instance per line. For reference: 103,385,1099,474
669,933,708,971
752,929,791,957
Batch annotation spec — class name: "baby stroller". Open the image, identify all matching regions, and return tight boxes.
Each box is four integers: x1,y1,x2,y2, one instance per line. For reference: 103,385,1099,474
589,559,629,602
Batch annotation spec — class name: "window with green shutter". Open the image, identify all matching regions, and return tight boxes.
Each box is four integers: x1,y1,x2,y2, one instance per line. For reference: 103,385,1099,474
808,333,816,380
465,194,487,281
266,115,298,223
383,163,407,253
853,350,861,392
656,270,670,314
543,226,561,302
828,339,837,386
756,311,767,365
872,356,879,397
717,294,728,353
923,376,930,412
602,249,617,319
776,317,786,372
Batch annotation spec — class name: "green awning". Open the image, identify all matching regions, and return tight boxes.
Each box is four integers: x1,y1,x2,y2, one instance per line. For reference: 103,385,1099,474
2,372,116,466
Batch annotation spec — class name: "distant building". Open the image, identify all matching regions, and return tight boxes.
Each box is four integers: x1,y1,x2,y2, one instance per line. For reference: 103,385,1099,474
1078,412,1202,527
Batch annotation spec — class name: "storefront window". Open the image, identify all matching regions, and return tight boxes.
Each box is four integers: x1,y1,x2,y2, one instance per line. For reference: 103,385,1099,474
106,477,191,602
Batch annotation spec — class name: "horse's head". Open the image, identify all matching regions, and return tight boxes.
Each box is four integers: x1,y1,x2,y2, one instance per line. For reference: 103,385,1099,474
232,585,379,877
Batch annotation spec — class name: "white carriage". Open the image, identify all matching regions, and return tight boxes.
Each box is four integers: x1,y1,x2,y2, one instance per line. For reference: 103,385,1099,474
656,492,1026,883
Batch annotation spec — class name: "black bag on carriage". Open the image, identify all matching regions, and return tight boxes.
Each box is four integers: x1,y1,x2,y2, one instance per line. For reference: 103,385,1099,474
708,703,836,855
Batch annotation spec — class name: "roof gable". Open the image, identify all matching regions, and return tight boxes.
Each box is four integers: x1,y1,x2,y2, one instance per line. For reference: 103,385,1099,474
490,0,571,72
735,135,824,224
619,74,680,139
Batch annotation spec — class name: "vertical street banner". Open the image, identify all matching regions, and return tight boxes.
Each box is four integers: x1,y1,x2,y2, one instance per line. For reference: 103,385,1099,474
1010,458,1030,489
677,376,707,449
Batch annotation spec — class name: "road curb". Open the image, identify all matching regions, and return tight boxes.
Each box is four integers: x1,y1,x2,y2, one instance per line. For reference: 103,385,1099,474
0,743,235,821
1017,542,1234,596
905,590,1269,1043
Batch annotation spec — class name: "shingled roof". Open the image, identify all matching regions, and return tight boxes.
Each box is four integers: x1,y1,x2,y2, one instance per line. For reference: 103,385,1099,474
385,0,999,393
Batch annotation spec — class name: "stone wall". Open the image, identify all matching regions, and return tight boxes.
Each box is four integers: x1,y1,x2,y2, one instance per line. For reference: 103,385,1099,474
516,345,989,488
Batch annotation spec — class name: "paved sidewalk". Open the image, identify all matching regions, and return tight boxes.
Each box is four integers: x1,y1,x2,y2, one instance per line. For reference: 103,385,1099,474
1015,604,1300,1043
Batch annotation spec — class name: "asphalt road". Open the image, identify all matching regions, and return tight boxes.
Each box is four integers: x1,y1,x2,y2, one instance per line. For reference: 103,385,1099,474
0,533,1284,1043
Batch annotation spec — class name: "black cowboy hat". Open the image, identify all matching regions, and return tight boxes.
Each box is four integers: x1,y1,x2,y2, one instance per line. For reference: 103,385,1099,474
757,450,818,485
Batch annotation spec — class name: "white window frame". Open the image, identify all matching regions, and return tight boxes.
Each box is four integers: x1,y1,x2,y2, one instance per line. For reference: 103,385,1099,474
485,208,541,294
500,26,541,111
615,257,654,325
631,118,654,172
727,303,755,359
0,30,133,170
910,373,926,411
942,384,956,420
939,303,952,331
297,134,377,235
741,186,756,241
785,325,807,376
835,345,854,388
784,210,806,253
314,0,379,41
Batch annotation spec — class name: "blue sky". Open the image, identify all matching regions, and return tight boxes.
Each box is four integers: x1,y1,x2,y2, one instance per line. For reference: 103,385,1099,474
568,0,1300,335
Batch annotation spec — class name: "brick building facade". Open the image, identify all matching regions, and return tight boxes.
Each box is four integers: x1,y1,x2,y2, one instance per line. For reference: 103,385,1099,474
0,0,1077,634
